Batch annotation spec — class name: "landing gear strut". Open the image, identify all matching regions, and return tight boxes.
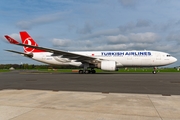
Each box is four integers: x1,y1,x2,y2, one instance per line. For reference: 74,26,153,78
78,63,96,74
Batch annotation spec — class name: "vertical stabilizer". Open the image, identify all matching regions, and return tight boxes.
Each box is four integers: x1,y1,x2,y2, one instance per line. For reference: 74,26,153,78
20,31,45,53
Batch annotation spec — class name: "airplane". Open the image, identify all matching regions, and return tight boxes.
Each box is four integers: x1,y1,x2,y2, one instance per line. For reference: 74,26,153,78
4,31,177,74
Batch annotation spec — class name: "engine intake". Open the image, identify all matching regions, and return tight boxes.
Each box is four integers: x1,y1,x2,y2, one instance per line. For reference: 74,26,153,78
98,61,117,71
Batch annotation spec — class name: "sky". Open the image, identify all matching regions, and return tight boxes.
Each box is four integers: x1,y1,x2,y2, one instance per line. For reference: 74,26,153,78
0,0,180,67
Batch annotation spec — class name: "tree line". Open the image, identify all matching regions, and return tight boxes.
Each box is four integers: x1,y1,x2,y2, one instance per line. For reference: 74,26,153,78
0,64,80,69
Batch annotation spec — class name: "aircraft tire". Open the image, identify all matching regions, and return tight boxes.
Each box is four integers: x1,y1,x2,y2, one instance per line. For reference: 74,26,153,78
85,70,90,74
92,70,96,74
152,71,156,74
79,70,83,74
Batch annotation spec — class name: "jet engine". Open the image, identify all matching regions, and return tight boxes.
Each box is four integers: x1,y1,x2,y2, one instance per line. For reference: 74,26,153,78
97,61,117,71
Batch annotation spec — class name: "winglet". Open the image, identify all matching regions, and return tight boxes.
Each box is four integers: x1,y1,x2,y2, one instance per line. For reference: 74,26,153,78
4,35,20,44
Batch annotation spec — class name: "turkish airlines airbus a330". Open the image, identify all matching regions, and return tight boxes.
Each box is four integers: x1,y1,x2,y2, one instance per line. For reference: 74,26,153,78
4,31,177,74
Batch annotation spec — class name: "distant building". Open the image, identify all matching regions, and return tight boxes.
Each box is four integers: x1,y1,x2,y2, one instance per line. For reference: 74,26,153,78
9,67,15,70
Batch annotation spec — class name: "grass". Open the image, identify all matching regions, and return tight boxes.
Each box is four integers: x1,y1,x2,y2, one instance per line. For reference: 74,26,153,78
0,68,179,73
0,69,10,72
119,68,179,73
37,68,180,73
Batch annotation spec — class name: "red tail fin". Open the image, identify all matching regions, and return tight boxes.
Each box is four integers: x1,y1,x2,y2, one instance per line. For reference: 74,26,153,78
20,31,45,53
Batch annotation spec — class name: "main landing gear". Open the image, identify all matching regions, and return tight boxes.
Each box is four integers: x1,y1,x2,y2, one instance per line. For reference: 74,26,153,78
78,63,96,74
78,69,96,74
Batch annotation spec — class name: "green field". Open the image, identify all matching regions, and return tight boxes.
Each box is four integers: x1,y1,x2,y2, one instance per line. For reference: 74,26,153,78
38,68,180,73
0,69,10,72
0,68,179,73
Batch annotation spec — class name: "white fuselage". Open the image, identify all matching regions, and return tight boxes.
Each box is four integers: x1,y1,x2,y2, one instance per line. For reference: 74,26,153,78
30,50,177,67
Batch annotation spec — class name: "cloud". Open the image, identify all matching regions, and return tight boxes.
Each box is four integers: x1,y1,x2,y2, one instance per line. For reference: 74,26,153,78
118,20,152,34
79,28,120,40
107,34,128,44
96,44,128,51
106,32,159,45
91,42,151,51
77,22,93,34
76,40,93,48
136,19,151,27
153,43,179,53
118,22,135,33
59,32,159,51
128,42,152,50
129,32,159,43
153,20,180,32
166,32,180,44
16,12,67,29
52,38,71,47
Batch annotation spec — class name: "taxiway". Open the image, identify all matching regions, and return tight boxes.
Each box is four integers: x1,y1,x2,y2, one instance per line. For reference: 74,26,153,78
0,70,180,120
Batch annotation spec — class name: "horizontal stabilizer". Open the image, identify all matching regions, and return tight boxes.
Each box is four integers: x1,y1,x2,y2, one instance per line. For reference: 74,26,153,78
5,50,33,58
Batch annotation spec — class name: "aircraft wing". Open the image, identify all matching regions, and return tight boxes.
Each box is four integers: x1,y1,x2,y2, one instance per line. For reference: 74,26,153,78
4,35,99,63
22,44,97,62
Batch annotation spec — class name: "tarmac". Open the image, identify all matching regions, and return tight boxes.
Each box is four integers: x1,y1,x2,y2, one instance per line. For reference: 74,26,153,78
0,70,180,120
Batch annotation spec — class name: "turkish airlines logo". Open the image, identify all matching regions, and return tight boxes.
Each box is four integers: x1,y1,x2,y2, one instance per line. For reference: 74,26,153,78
23,37,37,53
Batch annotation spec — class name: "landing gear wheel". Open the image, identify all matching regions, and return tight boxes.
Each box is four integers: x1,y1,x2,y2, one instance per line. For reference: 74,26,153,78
85,70,90,74
91,70,96,74
78,69,96,74
79,70,83,74
152,67,157,74
152,71,156,74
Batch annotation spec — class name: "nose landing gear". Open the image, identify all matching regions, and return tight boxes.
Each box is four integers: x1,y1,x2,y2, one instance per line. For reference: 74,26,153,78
152,67,157,74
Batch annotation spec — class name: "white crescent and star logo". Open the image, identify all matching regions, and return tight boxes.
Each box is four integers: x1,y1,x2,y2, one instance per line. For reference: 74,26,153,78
23,37,37,53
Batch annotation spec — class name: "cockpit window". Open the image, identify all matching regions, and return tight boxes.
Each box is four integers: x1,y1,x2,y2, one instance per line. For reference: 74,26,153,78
167,55,171,57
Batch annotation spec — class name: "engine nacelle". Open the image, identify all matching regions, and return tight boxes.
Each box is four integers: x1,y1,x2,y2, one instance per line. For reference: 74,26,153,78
98,61,117,71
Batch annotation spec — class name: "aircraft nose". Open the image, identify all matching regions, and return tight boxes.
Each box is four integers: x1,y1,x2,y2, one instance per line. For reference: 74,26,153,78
172,57,177,63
